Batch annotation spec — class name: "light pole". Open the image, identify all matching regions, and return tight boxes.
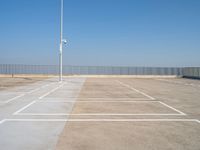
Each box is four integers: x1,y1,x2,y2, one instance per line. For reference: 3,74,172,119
59,0,66,82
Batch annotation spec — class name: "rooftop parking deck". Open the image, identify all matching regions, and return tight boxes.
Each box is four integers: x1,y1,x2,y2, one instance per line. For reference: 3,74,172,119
0,77,200,150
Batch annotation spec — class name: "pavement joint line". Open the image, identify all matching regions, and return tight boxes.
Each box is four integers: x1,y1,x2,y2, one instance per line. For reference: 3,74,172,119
1,119,200,123
38,83,65,100
158,101,186,115
116,80,156,100
13,101,36,115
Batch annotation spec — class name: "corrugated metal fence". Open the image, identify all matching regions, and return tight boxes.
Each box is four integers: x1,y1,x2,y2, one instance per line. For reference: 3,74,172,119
0,64,183,75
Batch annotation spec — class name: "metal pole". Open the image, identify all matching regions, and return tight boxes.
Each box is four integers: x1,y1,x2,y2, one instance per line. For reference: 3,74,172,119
59,0,63,82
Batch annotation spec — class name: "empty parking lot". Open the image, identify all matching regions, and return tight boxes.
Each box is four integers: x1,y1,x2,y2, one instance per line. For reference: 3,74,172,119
0,77,200,150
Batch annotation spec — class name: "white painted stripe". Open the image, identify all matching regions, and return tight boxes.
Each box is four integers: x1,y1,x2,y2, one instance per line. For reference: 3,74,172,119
79,98,152,100
15,113,70,116
27,88,40,94
16,113,185,116
41,84,49,88
4,119,68,122
0,119,6,124
159,101,186,115
13,101,36,115
41,97,153,100
39,84,64,99
28,82,58,94
2,119,200,123
5,94,25,103
36,100,158,103
70,113,184,116
116,80,155,100
0,80,56,104
41,82,54,88
66,119,200,123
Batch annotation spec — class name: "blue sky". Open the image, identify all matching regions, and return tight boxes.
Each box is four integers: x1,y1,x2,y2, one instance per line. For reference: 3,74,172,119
0,0,200,67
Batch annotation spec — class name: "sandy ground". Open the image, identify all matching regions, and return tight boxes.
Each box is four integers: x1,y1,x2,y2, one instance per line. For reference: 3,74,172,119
56,78,200,150
0,77,47,91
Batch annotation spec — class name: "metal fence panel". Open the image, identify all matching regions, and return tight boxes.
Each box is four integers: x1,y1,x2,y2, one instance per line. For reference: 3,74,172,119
2,64,200,77
182,67,200,78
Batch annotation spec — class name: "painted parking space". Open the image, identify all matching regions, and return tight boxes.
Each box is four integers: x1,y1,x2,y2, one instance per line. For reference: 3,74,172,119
56,78,200,150
0,77,86,150
0,77,200,150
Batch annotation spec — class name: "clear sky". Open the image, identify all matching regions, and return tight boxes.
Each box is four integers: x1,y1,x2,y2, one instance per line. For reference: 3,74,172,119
0,0,200,67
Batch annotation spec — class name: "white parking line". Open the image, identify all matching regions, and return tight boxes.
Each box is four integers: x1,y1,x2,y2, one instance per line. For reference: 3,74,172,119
116,80,155,100
0,81,56,104
41,97,153,100
70,113,185,116
78,98,152,100
0,119,6,124
27,88,41,94
13,101,36,115
159,101,186,115
38,83,64,99
4,94,25,103
37,100,158,103
15,113,185,116
13,100,185,116
25,82,55,94
1,119,200,123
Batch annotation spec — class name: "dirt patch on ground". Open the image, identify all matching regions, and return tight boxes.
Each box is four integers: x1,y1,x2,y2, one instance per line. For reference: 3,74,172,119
0,77,47,91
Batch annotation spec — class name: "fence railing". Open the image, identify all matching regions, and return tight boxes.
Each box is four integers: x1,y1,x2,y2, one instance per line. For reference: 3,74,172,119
182,67,200,79
0,64,183,76
1,64,200,79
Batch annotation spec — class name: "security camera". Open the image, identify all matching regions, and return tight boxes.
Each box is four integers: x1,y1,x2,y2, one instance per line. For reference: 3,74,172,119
62,39,67,44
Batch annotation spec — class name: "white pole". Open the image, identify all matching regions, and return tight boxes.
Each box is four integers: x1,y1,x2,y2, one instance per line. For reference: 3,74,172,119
59,0,63,82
